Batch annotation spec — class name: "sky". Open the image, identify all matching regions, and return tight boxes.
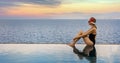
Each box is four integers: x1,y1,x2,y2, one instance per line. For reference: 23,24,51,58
0,0,120,19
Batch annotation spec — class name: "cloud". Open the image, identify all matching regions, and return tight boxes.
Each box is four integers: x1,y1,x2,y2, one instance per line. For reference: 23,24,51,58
0,10,4,15
49,12,120,19
0,0,62,7
25,0,62,6
64,0,120,4
0,2,20,8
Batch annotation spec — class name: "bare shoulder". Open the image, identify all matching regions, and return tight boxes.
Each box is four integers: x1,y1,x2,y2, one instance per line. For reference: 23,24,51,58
91,27,96,30
90,27,96,30
90,27,96,33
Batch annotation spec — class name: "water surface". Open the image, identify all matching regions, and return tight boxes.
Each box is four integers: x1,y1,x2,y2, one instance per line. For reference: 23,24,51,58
0,44,120,63
0,19,120,44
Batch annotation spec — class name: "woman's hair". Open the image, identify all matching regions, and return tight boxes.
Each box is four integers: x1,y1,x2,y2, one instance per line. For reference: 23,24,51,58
89,17,97,29
88,17,96,24
93,23,97,29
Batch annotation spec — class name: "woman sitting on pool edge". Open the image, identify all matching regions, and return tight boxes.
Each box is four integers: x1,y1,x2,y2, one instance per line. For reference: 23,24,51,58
68,17,97,47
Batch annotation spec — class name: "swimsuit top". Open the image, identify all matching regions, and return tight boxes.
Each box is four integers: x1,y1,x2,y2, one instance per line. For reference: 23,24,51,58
89,33,96,45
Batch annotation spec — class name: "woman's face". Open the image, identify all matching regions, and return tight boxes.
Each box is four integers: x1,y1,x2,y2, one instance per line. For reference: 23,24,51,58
88,21,93,26
88,21,91,25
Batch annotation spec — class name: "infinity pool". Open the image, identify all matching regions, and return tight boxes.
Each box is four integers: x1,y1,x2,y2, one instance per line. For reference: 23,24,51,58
0,44,120,63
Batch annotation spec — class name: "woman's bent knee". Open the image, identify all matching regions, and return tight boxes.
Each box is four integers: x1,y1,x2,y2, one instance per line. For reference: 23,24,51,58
78,30,83,35
83,37,94,46
80,30,83,34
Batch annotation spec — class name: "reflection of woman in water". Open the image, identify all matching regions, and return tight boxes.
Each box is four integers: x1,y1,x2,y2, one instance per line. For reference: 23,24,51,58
73,45,96,63
68,17,97,47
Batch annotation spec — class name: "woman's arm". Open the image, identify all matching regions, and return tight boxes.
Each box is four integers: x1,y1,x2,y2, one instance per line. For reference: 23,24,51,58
73,28,95,40
81,28,95,37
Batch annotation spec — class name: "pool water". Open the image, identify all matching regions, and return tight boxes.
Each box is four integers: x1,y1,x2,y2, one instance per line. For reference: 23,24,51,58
0,44,120,63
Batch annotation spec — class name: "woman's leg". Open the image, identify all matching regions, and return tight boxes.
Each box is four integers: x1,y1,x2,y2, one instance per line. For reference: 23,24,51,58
68,30,83,47
82,36,94,46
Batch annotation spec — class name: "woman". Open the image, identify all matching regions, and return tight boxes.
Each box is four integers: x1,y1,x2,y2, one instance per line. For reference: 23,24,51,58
68,17,97,47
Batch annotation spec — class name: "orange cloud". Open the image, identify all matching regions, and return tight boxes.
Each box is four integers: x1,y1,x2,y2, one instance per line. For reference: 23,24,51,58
4,3,120,17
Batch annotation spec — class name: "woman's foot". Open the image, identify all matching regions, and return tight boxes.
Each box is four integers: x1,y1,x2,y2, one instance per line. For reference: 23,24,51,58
67,43,75,47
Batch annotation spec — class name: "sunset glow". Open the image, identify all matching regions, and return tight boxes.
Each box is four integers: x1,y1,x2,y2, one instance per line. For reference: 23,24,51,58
0,0,120,19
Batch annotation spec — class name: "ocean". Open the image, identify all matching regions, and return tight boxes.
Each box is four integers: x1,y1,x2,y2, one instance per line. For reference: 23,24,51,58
0,19,120,44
